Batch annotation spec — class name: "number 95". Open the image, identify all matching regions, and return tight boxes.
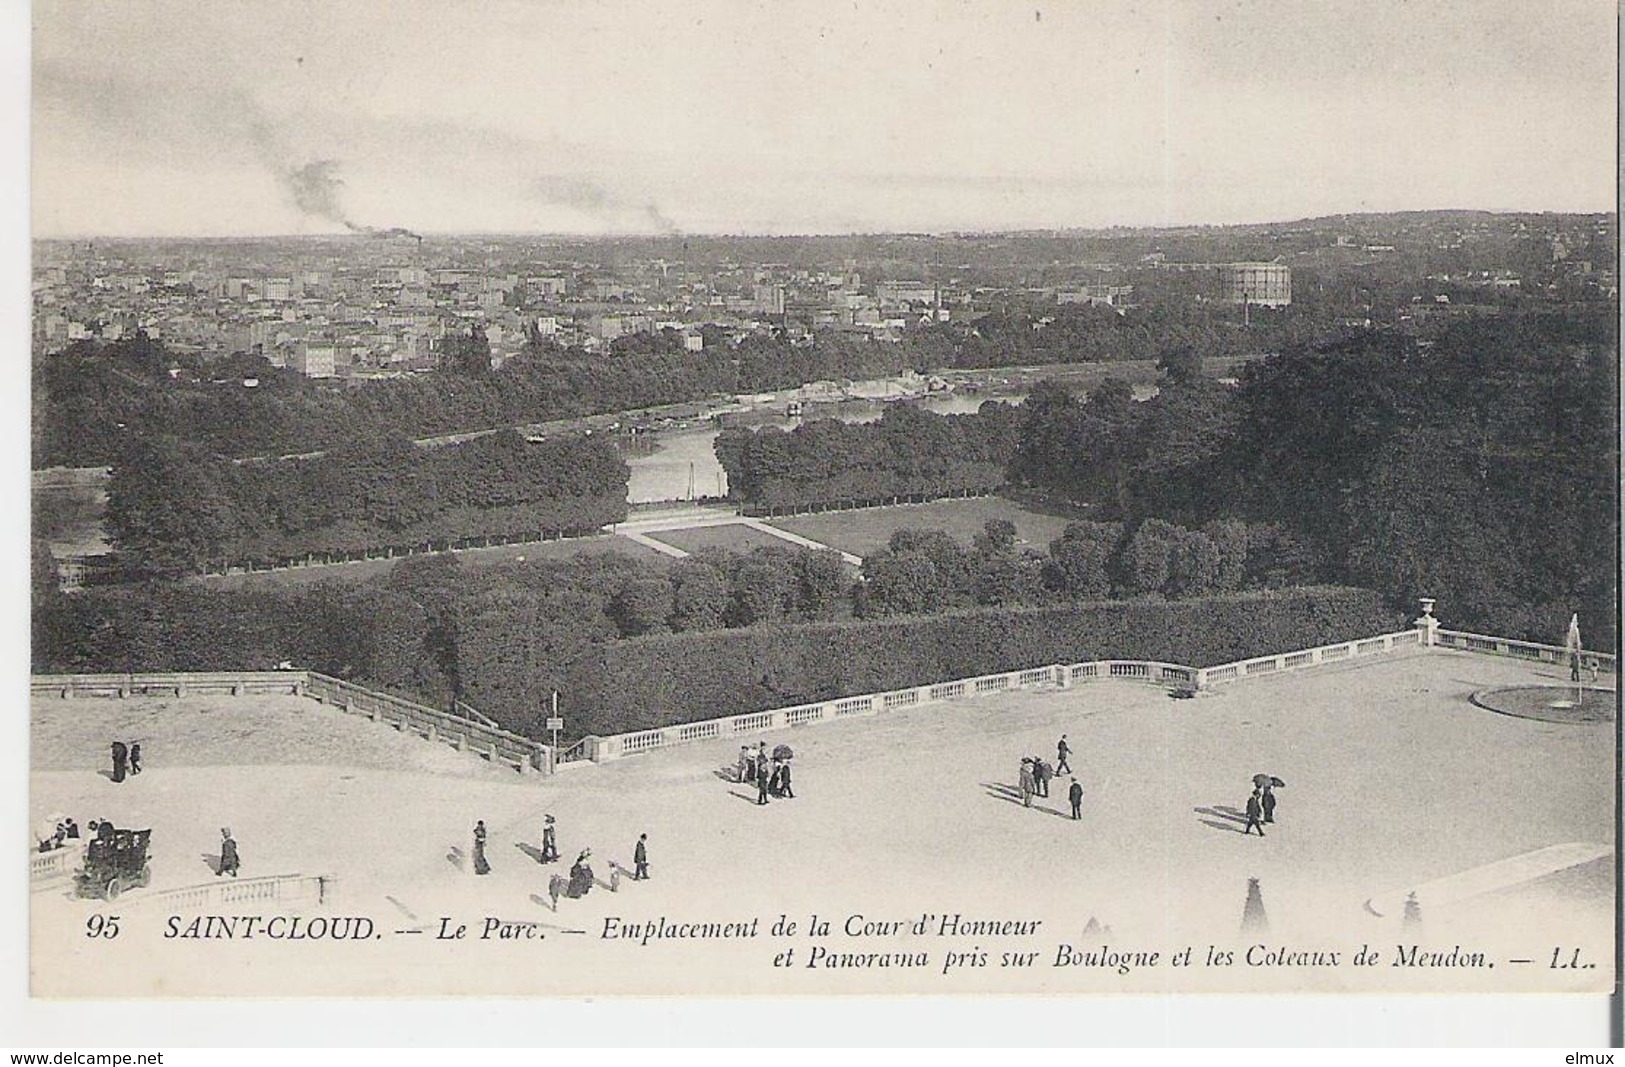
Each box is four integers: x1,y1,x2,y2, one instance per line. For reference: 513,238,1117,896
85,915,120,939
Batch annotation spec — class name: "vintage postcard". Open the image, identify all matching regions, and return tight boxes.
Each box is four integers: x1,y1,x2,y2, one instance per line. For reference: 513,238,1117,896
24,0,1618,1007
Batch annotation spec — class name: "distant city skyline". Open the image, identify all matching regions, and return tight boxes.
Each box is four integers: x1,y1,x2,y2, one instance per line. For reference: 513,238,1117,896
31,0,1619,238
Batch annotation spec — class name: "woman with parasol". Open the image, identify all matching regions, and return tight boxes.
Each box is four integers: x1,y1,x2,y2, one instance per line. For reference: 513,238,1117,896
1251,774,1284,824
772,744,795,799
768,745,794,797
568,849,595,897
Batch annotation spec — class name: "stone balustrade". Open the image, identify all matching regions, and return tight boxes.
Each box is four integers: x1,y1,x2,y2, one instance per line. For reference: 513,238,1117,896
31,669,552,776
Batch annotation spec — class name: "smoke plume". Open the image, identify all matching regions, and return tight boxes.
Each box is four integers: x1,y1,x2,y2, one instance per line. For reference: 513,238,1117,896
532,174,681,234
283,158,419,239
286,159,348,224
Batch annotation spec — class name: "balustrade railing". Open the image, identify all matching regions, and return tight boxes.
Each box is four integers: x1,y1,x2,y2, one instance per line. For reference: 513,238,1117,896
31,669,553,775
572,623,1454,762
1194,629,1424,689
40,612,1607,778
303,673,550,775
1434,629,1616,673
144,873,331,912
30,846,78,884
31,671,305,700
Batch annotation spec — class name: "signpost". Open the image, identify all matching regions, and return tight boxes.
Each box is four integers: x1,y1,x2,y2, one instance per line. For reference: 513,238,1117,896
547,690,563,752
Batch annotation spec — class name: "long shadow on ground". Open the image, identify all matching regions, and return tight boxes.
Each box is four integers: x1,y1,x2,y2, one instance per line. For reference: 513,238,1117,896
1194,806,1250,834
981,782,1071,819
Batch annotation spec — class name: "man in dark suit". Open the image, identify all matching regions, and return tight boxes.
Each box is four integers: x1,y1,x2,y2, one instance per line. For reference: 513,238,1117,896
1056,735,1072,775
1244,790,1266,836
633,834,649,880
1068,777,1084,820
756,760,770,805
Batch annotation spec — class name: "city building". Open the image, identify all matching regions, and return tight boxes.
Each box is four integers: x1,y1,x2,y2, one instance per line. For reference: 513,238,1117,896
1058,284,1135,308
1225,262,1292,308
289,341,337,378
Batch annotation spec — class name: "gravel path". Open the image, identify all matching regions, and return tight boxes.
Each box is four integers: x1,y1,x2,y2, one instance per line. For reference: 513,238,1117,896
29,649,1615,996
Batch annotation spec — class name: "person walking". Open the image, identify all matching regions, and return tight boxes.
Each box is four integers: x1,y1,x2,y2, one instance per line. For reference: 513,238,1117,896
129,742,143,775
541,814,559,863
1068,777,1083,820
1018,759,1036,808
779,759,794,799
1056,735,1072,776
218,828,240,877
1243,789,1266,837
633,834,650,880
569,850,594,897
1261,784,1277,825
1036,758,1053,797
473,820,491,875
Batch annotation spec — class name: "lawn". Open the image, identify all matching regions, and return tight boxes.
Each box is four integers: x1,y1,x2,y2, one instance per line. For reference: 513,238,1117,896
193,532,673,590
643,522,796,556
768,496,1079,558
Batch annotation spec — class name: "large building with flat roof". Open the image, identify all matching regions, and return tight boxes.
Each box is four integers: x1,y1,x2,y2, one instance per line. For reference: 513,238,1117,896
1225,262,1292,307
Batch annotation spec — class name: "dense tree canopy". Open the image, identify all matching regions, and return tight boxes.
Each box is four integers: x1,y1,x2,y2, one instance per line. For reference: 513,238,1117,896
1009,311,1618,645
105,429,630,572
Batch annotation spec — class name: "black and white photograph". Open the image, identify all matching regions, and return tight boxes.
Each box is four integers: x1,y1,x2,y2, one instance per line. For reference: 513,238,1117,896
14,0,1620,1035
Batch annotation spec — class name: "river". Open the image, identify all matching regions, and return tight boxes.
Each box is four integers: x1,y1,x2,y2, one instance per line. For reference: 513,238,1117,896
624,382,1169,504
624,392,1018,504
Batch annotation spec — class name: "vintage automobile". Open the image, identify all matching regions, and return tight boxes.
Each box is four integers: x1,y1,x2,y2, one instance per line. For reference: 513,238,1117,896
75,825,152,901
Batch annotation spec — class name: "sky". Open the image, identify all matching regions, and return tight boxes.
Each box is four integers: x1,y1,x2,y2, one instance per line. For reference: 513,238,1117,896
27,0,1623,236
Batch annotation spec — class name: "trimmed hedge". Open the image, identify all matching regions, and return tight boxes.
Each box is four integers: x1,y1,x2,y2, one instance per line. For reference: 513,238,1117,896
564,586,1402,737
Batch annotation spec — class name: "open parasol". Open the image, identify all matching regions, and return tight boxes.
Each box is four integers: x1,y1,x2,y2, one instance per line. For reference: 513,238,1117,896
772,744,794,760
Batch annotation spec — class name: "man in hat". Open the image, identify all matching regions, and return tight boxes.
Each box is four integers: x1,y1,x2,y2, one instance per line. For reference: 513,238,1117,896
633,833,649,880
1243,789,1266,837
756,757,771,805
218,828,240,876
1068,776,1084,820
1056,735,1072,775
737,745,752,783
541,814,559,863
1261,783,1277,824
1018,758,1036,808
